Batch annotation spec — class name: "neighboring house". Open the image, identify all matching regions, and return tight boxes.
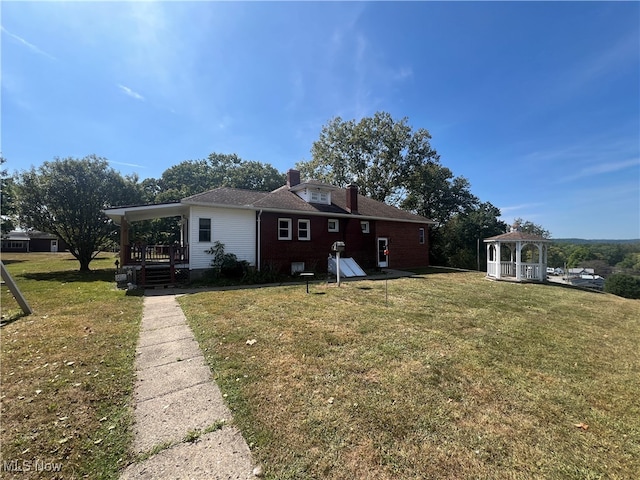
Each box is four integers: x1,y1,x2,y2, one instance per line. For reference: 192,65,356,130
566,268,604,290
104,169,435,285
1,230,67,253
567,268,595,277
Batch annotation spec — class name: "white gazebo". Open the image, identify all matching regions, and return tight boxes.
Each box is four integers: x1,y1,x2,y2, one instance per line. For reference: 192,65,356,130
484,224,551,282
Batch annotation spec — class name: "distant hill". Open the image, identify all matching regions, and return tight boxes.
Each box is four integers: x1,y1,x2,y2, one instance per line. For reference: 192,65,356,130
554,238,640,245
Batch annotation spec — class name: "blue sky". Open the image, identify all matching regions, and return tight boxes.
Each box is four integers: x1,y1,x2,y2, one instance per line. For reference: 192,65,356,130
2,1,639,239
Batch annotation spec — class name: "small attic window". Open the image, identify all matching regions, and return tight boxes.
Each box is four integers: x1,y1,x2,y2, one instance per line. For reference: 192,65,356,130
310,191,329,203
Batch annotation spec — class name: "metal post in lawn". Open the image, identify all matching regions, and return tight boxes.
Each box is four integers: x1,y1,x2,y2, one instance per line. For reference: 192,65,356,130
336,251,341,287
385,277,388,305
0,261,32,315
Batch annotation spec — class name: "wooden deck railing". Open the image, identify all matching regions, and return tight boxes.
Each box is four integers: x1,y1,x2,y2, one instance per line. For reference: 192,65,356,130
124,245,189,265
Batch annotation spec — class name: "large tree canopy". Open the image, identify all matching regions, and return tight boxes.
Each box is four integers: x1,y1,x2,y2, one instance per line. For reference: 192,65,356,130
14,155,141,271
152,153,284,203
297,112,440,203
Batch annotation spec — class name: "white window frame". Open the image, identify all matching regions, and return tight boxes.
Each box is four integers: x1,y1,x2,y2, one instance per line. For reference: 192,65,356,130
419,227,425,244
361,221,370,234
199,218,212,243
278,218,292,240
298,219,311,241
310,191,329,204
328,219,339,233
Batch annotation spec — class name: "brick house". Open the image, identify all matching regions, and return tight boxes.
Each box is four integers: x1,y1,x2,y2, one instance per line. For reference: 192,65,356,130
104,169,434,285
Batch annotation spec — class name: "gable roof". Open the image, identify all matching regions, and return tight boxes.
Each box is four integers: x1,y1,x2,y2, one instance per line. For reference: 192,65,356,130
484,230,551,242
182,185,433,224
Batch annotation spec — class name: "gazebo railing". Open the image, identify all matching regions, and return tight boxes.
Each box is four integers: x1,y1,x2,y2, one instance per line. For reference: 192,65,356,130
489,262,544,280
500,262,515,276
520,263,542,280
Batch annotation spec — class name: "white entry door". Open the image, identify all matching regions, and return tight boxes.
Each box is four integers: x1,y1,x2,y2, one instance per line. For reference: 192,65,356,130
50,239,58,252
377,237,388,268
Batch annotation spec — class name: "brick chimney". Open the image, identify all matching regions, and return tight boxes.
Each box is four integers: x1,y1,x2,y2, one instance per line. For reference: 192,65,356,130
286,169,301,187
346,184,358,213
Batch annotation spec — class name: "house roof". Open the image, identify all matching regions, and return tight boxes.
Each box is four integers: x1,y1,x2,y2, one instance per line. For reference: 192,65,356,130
484,230,551,242
104,181,435,225
182,185,433,224
104,202,189,224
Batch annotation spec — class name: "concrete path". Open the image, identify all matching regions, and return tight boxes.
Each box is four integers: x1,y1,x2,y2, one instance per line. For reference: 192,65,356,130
120,295,256,479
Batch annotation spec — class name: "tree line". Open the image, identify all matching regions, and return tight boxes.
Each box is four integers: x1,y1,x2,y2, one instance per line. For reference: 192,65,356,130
3,112,636,278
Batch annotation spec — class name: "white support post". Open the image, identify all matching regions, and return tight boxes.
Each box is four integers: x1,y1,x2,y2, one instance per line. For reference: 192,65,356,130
515,241,522,281
336,251,341,287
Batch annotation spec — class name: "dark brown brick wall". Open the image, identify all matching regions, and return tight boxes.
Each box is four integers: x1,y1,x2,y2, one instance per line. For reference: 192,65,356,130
375,220,430,269
259,212,429,273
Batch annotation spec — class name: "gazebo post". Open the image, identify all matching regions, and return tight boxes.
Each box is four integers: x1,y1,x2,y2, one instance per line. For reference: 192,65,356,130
515,241,522,281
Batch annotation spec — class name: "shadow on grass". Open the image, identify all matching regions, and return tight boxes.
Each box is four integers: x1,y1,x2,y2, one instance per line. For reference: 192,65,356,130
0,311,30,328
1,259,27,265
409,266,480,275
21,269,115,283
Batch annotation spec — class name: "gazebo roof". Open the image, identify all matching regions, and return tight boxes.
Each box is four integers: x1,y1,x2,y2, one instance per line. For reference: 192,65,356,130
484,230,551,243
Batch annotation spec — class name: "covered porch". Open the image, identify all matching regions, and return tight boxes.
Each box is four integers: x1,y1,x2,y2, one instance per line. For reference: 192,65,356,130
105,203,190,286
484,227,550,283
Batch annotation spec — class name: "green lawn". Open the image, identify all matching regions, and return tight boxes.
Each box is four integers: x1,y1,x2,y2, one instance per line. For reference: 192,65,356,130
1,253,143,479
179,271,640,479
2,255,639,479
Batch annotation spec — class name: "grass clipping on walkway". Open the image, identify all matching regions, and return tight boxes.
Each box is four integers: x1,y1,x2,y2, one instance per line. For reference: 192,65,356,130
1,253,143,479
180,272,640,479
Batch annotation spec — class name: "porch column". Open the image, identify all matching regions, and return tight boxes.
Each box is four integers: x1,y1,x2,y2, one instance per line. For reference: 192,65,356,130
120,217,129,267
495,241,501,279
538,243,545,281
180,217,188,247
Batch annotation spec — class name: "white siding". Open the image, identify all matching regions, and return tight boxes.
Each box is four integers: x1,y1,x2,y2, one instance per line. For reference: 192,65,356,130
188,206,256,270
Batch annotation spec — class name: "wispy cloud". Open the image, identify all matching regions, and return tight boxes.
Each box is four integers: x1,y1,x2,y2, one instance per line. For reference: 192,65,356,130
560,158,639,183
1,25,56,60
499,203,545,214
118,84,145,101
109,160,146,169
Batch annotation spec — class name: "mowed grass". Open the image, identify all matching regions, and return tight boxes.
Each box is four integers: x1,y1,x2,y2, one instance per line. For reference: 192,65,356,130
180,271,640,479
1,253,143,479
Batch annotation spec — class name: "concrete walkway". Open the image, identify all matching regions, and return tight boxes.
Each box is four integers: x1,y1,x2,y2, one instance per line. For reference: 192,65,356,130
120,295,256,480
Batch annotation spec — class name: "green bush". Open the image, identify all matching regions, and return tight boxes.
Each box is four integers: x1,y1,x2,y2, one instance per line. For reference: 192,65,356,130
204,241,248,280
604,273,640,299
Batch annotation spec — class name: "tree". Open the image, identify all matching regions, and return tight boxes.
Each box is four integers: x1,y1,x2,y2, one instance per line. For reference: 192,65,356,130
401,162,478,227
14,155,141,271
441,202,508,270
298,112,440,203
604,273,640,299
512,218,551,239
155,154,284,203
1,155,18,235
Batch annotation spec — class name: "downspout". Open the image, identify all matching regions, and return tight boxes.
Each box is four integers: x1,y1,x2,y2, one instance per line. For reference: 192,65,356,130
257,210,263,271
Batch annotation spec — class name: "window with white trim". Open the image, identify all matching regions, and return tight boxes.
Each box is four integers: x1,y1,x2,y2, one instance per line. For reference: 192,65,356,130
199,218,211,242
328,219,339,232
360,221,370,233
419,228,425,244
310,191,329,203
278,218,292,240
298,219,311,240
